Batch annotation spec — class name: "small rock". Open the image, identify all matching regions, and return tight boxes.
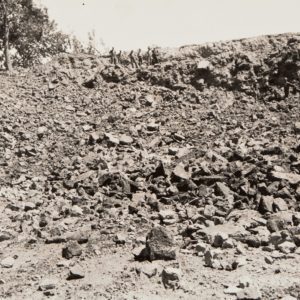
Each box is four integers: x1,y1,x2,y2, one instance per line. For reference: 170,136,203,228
39,278,58,291
293,234,300,247
204,249,223,269
195,241,208,256
203,205,216,218
273,198,288,211
104,133,119,145
295,122,300,134
277,241,296,254
267,211,293,232
211,232,228,248
258,196,274,214
215,182,233,200
173,133,185,141
24,202,36,211
62,241,82,259
159,209,178,225
222,238,236,249
236,287,262,300
147,123,159,131
224,286,242,295
89,131,101,144
140,264,157,278
264,256,274,264
67,265,85,280
233,256,247,268
238,276,253,288
128,203,139,214
114,233,127,245
132,192,146,203
295,247,300,255
172,165,190,180
144,94,156,106
168,147,178,155
0,232,13,242
65,227,91,244
270,171,300,185
132,246,148,260
37,126,47,138
236,244,246,255
0,257,14,268
69,205,83,216
277,187,292,199
162,267,181,289
119,134,133,145
197,60,211,70
271,250,285,259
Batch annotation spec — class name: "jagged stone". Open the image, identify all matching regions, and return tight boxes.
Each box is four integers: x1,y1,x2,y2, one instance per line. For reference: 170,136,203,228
67,266,85,280
62,241,82,259
267,212,294,232
162,267,181,289
270,171,300,185
145,226,176,261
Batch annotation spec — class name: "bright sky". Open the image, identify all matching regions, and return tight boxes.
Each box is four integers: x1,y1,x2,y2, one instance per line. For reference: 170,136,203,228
37,0,300,51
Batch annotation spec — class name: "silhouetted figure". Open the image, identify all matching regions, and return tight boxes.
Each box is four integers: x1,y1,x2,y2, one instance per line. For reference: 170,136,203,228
109,47,117,65
129,50,139,68
137,49,143,66
116,50,123,64
146,47,152,65
152,48,159,64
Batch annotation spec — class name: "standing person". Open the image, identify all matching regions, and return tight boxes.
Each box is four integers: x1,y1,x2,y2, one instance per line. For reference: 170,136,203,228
116,50,123,65
137,49,143,66
129,50,139,68
109,47,117,65
146,47,152,65
152,48,159,64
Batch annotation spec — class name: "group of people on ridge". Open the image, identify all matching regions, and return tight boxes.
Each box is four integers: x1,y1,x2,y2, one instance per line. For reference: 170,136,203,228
109,47,159,68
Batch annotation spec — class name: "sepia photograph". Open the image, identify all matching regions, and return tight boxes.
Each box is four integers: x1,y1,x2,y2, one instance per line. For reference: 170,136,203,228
0,0,300,299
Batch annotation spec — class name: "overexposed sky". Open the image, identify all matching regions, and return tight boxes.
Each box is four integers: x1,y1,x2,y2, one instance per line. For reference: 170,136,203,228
37,0,300,51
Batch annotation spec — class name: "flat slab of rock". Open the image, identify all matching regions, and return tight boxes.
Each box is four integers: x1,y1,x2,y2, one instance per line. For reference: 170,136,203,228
119,134,133,145
39,278,58,291
270,171,300,185
236,287,262,300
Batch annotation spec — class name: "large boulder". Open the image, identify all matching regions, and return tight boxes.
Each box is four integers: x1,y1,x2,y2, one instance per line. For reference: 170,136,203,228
145,226,176,261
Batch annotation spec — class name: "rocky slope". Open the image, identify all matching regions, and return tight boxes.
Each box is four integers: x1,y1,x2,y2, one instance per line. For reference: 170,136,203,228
0,33,300,299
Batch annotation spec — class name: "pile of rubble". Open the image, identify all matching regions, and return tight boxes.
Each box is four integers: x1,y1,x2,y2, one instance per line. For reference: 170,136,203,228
0,33,300,299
